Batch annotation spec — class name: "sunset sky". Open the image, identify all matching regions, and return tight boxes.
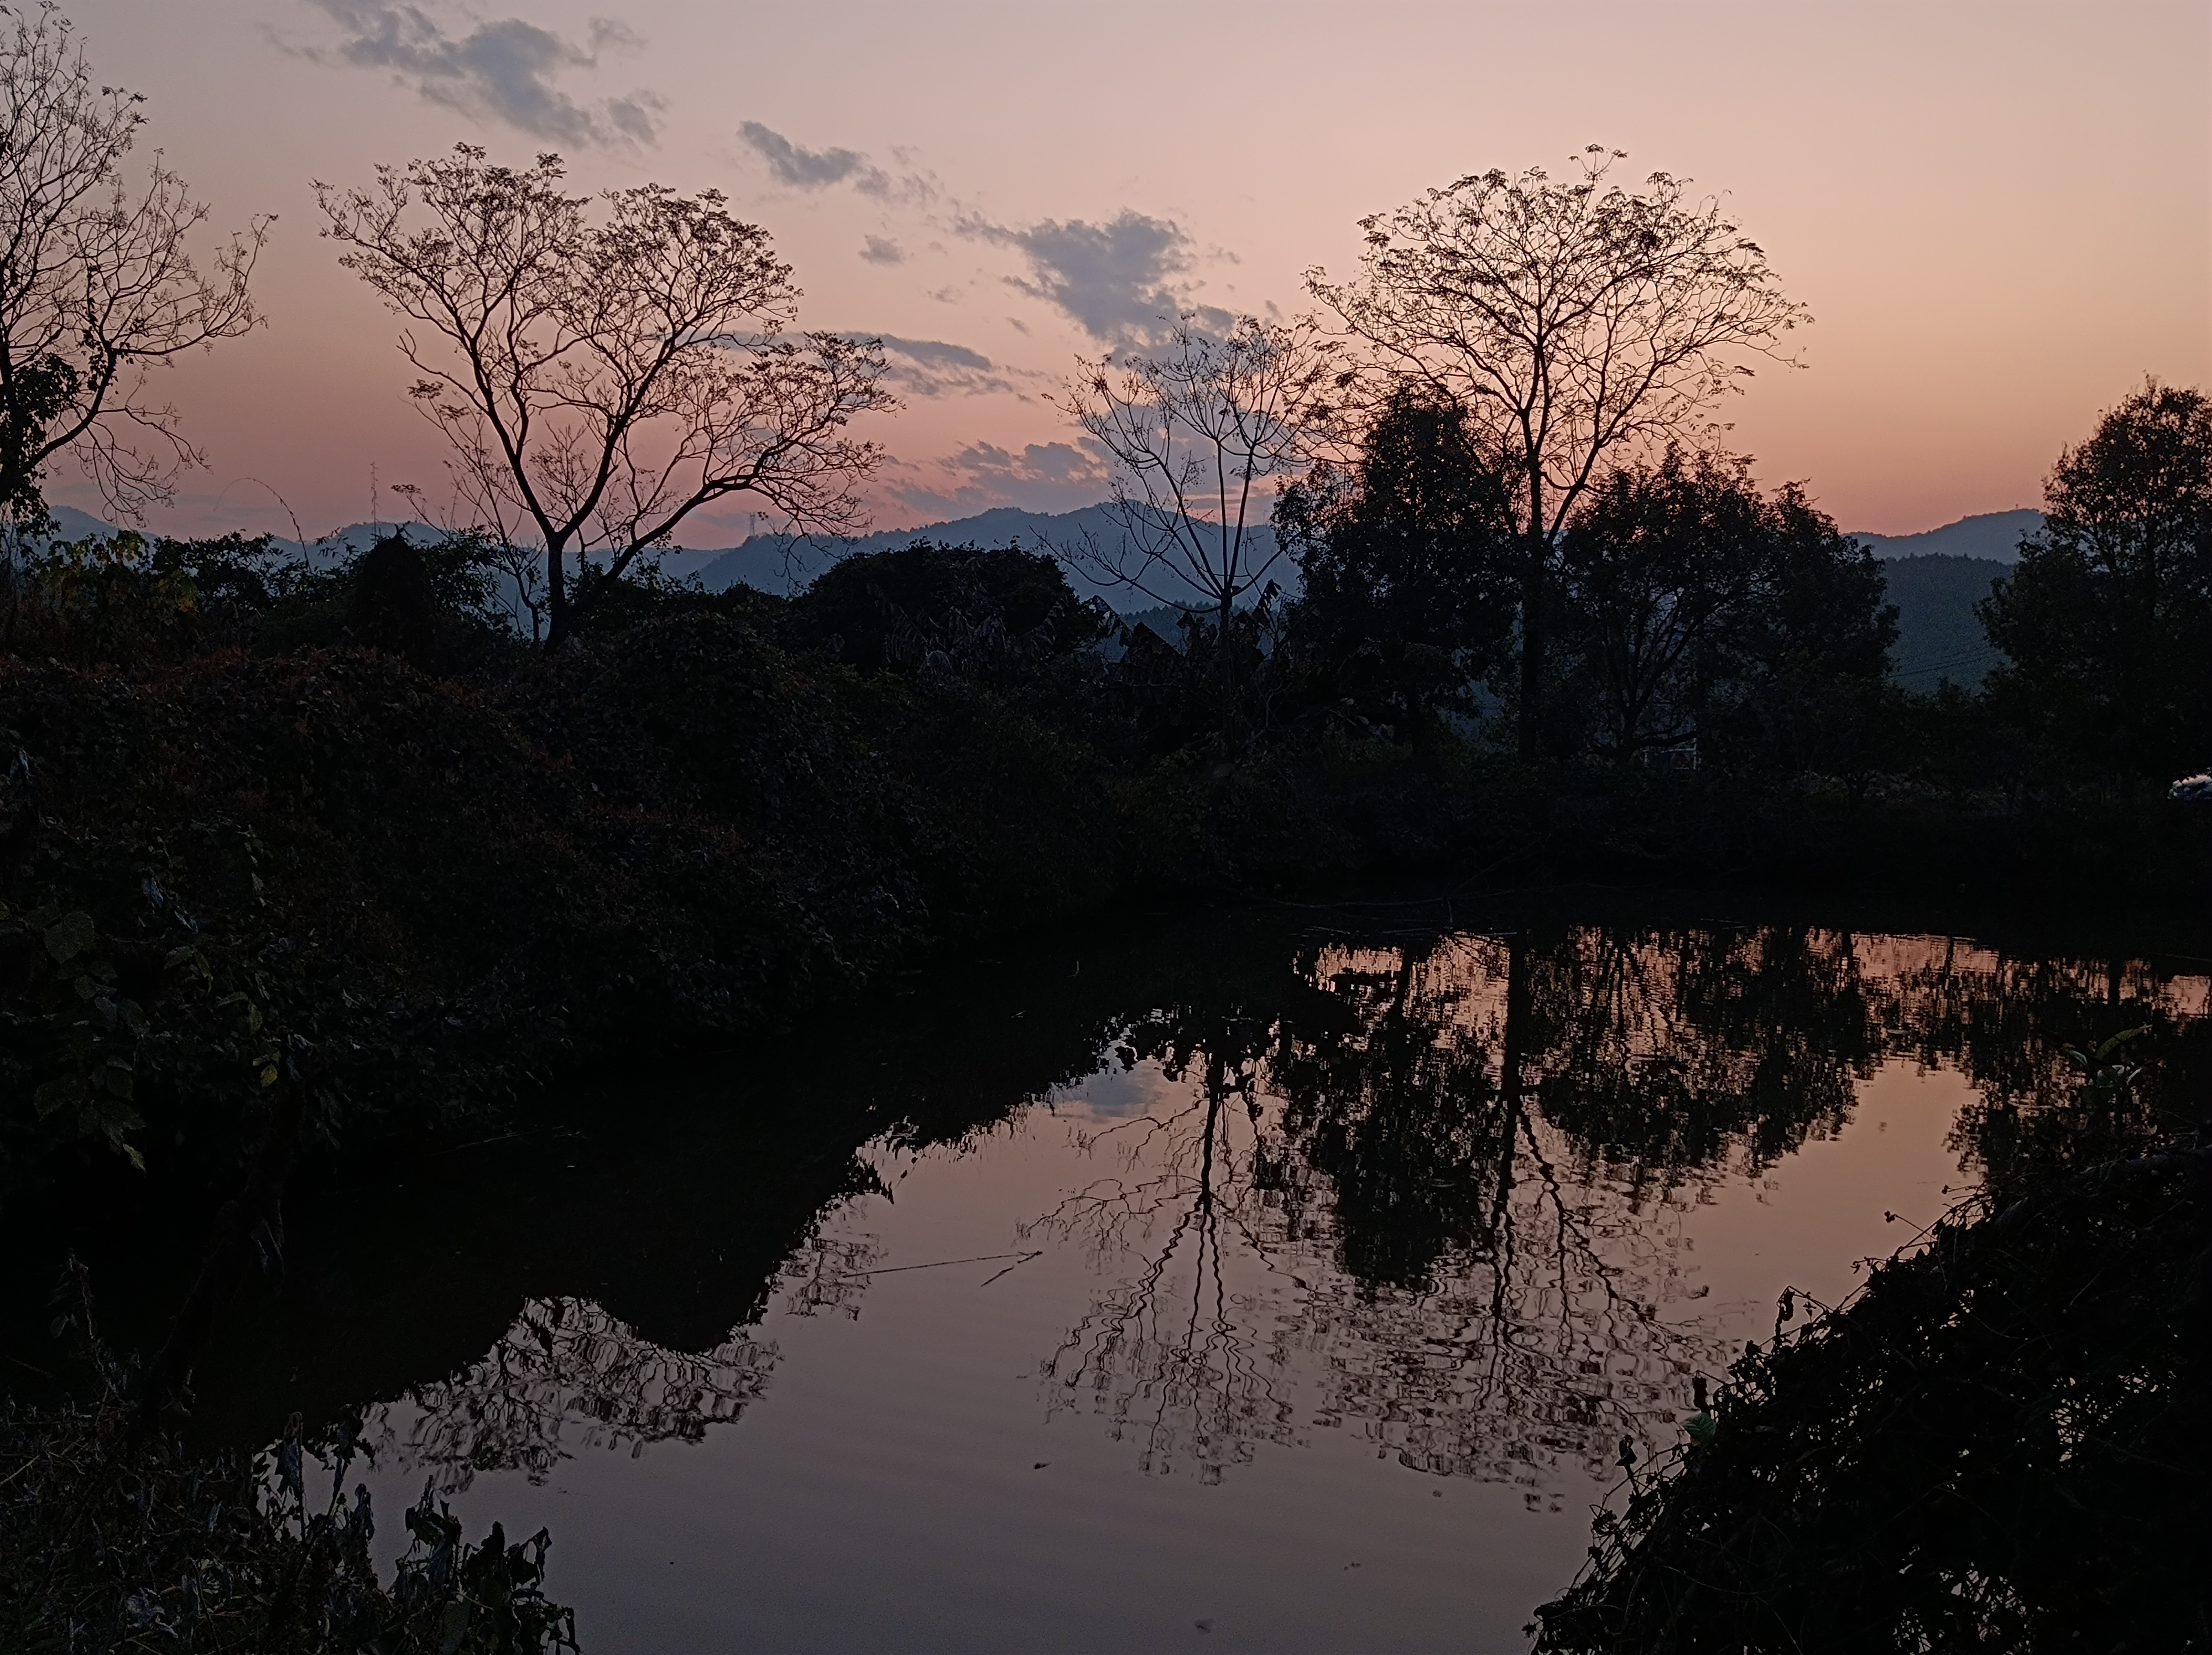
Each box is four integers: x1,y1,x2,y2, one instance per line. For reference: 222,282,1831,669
48,0,2212,544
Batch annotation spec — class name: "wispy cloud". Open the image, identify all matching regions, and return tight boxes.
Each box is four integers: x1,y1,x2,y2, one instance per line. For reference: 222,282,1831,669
859,335,1030,398
301,2,662,146
735,121,935,205
737,121,870,189
961,209,1229,346
859,235,906,266
887,438,1110,517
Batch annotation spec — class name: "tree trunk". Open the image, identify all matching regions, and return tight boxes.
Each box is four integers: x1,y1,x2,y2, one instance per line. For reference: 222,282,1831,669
1517,530,1547,759
1217,591,1237,742
544,538,570,647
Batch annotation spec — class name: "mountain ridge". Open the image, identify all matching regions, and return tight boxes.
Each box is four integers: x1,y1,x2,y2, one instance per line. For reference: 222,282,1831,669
1849,509,2041,564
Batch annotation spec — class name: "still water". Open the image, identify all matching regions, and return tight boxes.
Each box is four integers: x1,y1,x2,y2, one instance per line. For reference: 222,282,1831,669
78,902,2212,1651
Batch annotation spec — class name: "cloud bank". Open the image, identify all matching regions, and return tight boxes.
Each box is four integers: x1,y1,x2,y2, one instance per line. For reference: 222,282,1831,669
735,121,933,205
963,209,1231,346
863,335,1029,398
887,438,1110,518
732,121,1224,348
304,1,662,146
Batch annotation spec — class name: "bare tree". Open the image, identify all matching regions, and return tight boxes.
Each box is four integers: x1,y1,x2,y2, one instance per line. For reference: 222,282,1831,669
1308,149,1806,755
0,2,265,536
1060,313,1340,649
317,147,894,645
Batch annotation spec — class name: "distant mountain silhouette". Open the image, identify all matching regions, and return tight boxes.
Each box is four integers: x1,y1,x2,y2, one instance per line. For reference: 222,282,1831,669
704,503,2043,612
45,505,123,542
17,503,2042,688
1850,509,2042,564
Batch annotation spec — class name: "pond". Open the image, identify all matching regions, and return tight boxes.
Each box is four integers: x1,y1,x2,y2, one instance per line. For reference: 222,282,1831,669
19,896,2212,1652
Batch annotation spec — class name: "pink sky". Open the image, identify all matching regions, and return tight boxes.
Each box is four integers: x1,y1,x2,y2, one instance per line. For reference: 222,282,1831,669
49,0,2212,543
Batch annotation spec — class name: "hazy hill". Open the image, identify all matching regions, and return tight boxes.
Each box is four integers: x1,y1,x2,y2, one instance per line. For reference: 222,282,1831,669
19,503,2026,691
1880,554,2010,689
1850,509,2041,564
45,505,122,542
696,504,1279,613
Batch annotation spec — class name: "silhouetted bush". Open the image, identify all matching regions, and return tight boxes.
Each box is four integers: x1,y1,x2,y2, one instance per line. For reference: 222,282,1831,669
1,1268,578,1653
789,540,1112,680
1532,1055,2209,1654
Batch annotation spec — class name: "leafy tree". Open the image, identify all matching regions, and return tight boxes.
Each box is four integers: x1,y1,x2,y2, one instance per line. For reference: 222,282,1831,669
792,541,1110,681
1556,449,1775,759
317,146,893,646
144,530,291,610
1980,380,2212,780
1557,451,1893,770
1274,386,1519,738
1713,483,1895,776
0,3,264,535
1308,149,1807,756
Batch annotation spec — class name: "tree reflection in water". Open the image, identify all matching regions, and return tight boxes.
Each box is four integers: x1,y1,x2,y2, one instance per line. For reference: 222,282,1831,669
351,914,2205,1506
1029,1031,1305,1484
371,1229,884,1491
1034,930,1758,1493
1034,922,2206,1496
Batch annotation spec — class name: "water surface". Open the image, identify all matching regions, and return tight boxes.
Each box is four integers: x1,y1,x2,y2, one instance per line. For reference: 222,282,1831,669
36,901,2212,1652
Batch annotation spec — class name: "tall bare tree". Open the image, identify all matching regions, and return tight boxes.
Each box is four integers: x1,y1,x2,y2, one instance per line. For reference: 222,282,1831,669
0,2,265,535
1060,313,1340,648
1308,149,1806,754
318,147,893,644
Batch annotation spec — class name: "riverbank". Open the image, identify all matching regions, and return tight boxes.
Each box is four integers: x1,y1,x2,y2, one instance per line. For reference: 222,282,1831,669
2,587,2205,1214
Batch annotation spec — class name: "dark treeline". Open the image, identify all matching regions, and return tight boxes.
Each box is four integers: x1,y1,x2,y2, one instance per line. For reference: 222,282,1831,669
1264,378,2212,792
1269,390,1899,773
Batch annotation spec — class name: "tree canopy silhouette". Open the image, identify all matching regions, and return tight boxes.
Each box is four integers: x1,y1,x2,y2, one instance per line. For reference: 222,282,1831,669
1981,379,2212,780
0,4,264,532
317,147,892,645
1274,386,1520,736
1060,313,1340,674
1309,149,1807,756
1558,449,1895,769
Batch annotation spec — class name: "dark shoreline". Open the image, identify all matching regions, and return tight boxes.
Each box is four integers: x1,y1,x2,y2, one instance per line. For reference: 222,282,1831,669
2,615,2203,1218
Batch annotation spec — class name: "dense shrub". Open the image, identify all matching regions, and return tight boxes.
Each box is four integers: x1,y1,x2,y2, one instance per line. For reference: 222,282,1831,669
2,1270,577,1653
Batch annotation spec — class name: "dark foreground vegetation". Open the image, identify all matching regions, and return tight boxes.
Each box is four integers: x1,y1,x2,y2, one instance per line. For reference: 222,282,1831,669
0,389,2204,1651
1533,1028,2210,1651
8,896,2204,1652
0,378,2201,1649
2,511,2204,1209
4,1270,578,1653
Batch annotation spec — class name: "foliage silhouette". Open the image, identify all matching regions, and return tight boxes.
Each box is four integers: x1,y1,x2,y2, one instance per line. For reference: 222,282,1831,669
1982,379,2212,780
1310,150,1807,754
1274,386,1520,739
1555,450,1895,771
0,1267,578,1654
1532,1055,2209,1652
0,4,264,528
